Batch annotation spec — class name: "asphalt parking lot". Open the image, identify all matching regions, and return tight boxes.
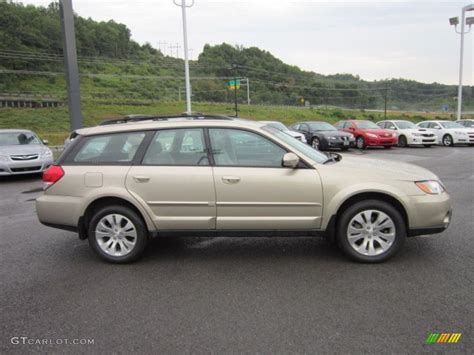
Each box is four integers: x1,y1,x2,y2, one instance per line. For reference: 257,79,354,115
1,146,472,353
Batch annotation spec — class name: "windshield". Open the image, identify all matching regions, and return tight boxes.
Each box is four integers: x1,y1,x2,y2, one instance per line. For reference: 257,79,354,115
262,126,328,164
308,122,337,131
265,122,288,132
440,122,464,129
0,132,41,146
355,121,379,129
395,121,417,129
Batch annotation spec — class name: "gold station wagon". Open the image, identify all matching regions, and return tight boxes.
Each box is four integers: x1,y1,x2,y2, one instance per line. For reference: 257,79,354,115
36,114,452,263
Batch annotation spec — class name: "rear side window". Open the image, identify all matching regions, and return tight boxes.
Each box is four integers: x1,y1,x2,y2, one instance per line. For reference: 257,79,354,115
73,132,145,164
142,128,208,166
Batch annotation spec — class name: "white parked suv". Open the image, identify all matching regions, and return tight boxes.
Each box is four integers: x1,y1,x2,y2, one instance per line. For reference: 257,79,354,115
377,120,437,147
417,120,471,147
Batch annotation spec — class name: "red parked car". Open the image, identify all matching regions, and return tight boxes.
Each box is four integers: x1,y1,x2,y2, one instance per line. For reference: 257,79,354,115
334,120,397,149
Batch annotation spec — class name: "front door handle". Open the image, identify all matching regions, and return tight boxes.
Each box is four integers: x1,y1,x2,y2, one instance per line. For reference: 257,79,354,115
222,176,241,184
133,175,150,183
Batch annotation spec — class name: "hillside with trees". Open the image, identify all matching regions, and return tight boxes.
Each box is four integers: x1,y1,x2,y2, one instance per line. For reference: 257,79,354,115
0,1,472,111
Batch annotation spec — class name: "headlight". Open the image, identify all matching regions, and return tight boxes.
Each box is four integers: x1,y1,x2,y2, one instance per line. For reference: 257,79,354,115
329,136,337,140
392,133,397,137
0,155,8,162
366,133,377,138
42,150,53,158
415,180,445,195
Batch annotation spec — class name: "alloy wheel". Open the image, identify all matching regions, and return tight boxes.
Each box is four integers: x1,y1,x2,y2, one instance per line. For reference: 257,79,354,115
356,137,365,149
95,214,138,257
346,209,396,256
312,138,320,150
443,135,453,146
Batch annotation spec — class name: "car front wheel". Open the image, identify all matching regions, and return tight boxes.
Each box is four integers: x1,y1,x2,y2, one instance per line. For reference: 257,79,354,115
88,205,148,263
311,137,321,150
356,136,366,149
442,134,454,147
336,200,406,263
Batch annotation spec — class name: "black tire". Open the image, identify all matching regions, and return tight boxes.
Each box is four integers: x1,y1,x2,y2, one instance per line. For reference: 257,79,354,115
341,147,349,151
356,136,366,150
336,200,406,263
442,134,454,147
424,144,432,148
398,135,408,147
88,205,148,263
311,137,321,150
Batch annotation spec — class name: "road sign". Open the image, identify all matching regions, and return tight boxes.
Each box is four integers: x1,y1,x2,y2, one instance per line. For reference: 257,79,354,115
228,79,241,90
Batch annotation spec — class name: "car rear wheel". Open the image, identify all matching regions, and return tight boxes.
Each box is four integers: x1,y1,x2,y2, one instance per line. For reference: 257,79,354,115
356,136,366,149
336,200,406,263
442,134,454,147
88,205,148,263
311,137,321,150
398,135,407,147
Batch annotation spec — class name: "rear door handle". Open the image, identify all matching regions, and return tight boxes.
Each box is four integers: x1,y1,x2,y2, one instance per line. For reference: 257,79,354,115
133,175,150,183
222,176,241,184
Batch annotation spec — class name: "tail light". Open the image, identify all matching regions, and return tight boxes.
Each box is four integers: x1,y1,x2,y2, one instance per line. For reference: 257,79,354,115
43,165,65,189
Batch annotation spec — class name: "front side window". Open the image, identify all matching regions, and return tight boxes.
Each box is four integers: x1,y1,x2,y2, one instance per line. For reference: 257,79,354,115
73,132,145,163
143,128,208,166
209,128,286,167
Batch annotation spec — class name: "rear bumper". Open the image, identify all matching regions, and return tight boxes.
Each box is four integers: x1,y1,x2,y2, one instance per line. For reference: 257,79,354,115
36,194,83,228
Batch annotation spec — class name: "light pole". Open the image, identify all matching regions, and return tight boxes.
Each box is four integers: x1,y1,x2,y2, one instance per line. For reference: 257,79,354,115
173,0,194,115
450,4,474,121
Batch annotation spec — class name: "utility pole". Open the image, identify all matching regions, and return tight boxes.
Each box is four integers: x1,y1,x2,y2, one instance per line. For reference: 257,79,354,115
158,41,168,55
239,78,250,105
173,0,194,114
59,0,82,130
449,5,474,120
168,43,181,58
230,64,239,117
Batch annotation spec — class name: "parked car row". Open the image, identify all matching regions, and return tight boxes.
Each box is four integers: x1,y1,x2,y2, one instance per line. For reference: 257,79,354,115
272,119,474,151
1,118,472,177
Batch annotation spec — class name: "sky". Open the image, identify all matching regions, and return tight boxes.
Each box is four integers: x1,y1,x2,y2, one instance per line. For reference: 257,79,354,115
17,0,474,85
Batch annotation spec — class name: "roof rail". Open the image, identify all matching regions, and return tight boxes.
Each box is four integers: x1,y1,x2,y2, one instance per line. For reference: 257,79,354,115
98,113,235,126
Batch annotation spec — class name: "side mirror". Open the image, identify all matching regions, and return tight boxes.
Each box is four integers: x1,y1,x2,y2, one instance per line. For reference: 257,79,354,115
42,139,49,145
282,152,300,169
348,127,355,131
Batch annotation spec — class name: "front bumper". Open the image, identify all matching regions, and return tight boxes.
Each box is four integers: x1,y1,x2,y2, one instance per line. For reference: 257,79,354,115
323,138,355,149
366,136,397,146
407,135,437,145
406,192,452,236
0,157,54,176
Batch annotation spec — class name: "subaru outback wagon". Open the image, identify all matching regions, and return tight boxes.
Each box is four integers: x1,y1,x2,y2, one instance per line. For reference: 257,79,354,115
36,115,452,263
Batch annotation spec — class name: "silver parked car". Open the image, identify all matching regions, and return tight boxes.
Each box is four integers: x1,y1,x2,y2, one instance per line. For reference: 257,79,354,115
36,115,452,264
0,129,54,176
260,121,307,143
